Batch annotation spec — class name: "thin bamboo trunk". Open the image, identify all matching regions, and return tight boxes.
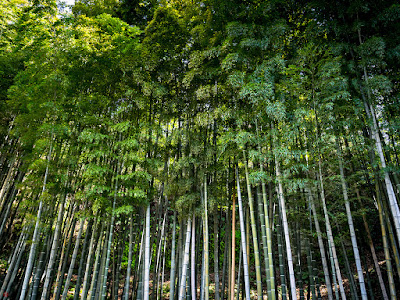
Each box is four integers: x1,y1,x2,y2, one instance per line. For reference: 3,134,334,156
305,235,316,300
243,151,262,299
151,200,164,300
88,226,105,300
143,204,151,300
4,238,27,299
214,213,220,300
101,162,120,300
222,173,229,299
81,220,101,300
276,204,287,300
355,186,388,300
178,217,192,300
113,230,125,300
236,240,243,300
191,214,196,300
178,218,184,299
221,233,227,300
306,186,333,300
308,233,322,300
155,208,167,300
295,216,304,300
0,173,20,239
1,229,23,290
377,183,397,300
170,211,177,300
136,249,144,300
200,237,205,300
54,218,78,300
257,186,273,300
336,154,389,299
73,220,93,300
31,232,50,300
96,223,109,299
235,167,250,300
274,155,297,300
196,218,204,299
328,241,340,300
338,233,358,300
363,83,400,246
61,218,85,300
0,228,28,299
124,216,134,300
203,177,209,300
261,182,275,300
225,207,231,300
0,156,17,208
28,237,40,299
360,248,375,300
317,159,346,300
381,182,400,278
160,229,167,300
230,190,236,300
186,263,191,300
336,140,367,300
245,210,250,277
20,141,53,300
134,221,145,300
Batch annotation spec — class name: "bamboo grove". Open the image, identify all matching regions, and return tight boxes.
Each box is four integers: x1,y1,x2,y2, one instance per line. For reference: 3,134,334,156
0,0,400,299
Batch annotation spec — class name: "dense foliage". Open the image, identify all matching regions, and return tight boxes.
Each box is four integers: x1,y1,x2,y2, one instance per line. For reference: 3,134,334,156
0,0,399,299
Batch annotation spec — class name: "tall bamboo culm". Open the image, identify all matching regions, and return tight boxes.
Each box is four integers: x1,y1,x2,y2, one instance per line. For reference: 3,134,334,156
235,167,250,300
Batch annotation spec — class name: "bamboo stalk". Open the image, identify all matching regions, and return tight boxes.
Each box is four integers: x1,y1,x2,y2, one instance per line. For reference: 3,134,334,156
124,215,134,300
230,190,236,300
20,140,53,300
61,218,86,300
73,220,93,300
276,203,287,300
317,159,346,300
0,228,28,299
31,232,50,300
214,212,220,300
243,151,262,299
306,186,333,300
81,220,101,300
377,183,397,300
178,217,192,300
143,204,151,300
170,210,177,300
160,227,167,300
191,214,196,300
275,155,297,300
203,176,209,300
88,225,105,300
355,187,389,300
235,167,250,300
54,218,78,300
336,139,367,300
